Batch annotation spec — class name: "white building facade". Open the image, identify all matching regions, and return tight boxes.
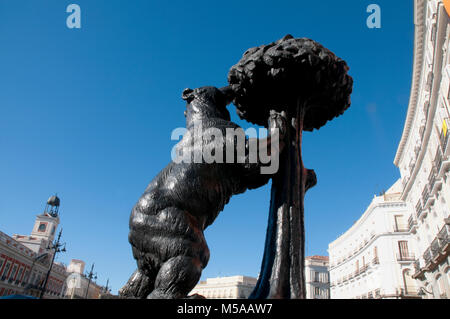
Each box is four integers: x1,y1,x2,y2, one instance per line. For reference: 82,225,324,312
328,181,420,299
189,276,257,299
394,0,450,299
305,256,330,299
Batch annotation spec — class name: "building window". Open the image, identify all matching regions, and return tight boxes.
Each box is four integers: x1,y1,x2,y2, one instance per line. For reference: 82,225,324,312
1,262,11,280
9,265,17,281
314,286,320,298
394,215,406,232
23,270,29,283
314,271,320,283
15,267,23,285
398,241,410,260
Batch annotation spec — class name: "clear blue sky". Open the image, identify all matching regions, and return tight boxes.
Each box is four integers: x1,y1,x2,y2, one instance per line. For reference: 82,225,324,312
0,1,413,294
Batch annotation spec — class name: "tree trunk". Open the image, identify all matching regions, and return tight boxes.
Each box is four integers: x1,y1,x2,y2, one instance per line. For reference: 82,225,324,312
250,103,315,299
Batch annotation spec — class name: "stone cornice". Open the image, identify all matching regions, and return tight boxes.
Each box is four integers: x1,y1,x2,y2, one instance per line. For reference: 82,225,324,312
394,0,427,167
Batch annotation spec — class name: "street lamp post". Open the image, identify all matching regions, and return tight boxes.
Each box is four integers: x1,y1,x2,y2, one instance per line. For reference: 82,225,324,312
39,229,66,299
23,252,48,295
103,278,110,294
84,263,97,299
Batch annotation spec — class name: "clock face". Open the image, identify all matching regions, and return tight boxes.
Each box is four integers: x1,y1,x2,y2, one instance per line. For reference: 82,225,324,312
38,223,46,232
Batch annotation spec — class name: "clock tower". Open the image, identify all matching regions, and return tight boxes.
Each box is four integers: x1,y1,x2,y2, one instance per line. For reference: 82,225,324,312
13,195,61,255
31,195,60,243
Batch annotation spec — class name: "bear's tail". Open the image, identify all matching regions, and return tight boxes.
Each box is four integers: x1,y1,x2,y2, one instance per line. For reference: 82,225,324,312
118,269,152,299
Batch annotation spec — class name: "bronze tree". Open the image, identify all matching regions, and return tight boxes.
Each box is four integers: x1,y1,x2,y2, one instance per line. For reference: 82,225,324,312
228,34,353,298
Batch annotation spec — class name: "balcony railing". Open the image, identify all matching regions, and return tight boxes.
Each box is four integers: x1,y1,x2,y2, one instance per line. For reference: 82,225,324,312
413,260,421,275
423,248,433,266
358,264,369,275
416,200,423,219
396,253,415,262
408,215,417,232
431,238,440,259
428,167,437,191
422,186,430,205
419,225,450,273
437,224,450,251
402,177,410,189
434,149,443,172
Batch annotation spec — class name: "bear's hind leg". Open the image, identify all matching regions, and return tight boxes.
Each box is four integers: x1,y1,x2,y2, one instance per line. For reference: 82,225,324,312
147,256,203,299
119,268,153,299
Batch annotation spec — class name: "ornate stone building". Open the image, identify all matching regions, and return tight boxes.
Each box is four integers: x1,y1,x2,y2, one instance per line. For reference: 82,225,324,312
328,0,450,300
305,256,330,299
394,0,450,299
328,181,420,299
0,196,68,298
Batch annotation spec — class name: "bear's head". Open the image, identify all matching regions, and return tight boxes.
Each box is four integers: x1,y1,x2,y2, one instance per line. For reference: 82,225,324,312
182,86,234,122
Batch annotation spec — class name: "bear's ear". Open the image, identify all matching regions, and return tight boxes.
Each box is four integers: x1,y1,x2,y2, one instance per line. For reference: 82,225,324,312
182,88,194,102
